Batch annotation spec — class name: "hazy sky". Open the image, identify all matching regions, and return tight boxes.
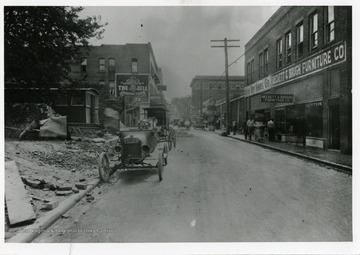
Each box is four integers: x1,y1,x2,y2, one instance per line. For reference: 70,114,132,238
79,6,279,100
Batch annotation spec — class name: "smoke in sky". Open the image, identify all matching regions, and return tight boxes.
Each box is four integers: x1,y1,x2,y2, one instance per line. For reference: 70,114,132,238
80,6,279,99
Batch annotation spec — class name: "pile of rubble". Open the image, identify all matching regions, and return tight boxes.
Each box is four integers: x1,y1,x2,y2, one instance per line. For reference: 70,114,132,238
4,118,121,241
30,146,98,172
5,103,58,124
22,176,89,196
5,103,62,139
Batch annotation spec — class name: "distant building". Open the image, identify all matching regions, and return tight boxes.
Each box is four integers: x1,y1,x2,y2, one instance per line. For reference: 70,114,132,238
70,43,167,126
190,75,245,120
227,6,351,154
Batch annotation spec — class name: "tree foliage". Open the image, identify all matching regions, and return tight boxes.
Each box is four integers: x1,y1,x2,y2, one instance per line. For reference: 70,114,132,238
4,6,107,88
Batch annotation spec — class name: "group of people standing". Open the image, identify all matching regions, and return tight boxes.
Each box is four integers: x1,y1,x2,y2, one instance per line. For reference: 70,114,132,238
231,117,276,141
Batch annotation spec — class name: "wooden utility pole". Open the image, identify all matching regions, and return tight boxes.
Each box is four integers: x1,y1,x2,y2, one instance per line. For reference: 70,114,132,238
211,38,240,134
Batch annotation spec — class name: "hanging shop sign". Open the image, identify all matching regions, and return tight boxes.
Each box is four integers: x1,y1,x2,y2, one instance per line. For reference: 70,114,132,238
194,80,245,90
116,74,149,101
261,94,294,103
244,41,347,97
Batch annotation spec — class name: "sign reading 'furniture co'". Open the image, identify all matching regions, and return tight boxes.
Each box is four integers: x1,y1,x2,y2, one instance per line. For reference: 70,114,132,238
244,41,347,97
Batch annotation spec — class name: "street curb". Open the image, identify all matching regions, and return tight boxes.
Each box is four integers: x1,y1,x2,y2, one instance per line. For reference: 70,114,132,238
7,179,101,243
216,132,352,174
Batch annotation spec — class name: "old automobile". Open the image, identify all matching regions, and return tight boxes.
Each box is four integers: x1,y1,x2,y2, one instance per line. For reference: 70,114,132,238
98,119,169,182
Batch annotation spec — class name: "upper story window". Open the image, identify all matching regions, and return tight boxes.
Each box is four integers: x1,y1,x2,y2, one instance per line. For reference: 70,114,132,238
99,58,105,72
327,6,335,42
131,58,138,73
108,58,115,72
247,62,251,84
81,58,87,72
264,48,269,75
250,59,254,82
310,12,318,49
259,52,263,78
276,38,283,68
285,31,292,63
296,22,304,58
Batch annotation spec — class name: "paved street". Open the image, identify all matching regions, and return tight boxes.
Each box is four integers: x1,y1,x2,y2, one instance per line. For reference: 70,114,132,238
34,129,352,242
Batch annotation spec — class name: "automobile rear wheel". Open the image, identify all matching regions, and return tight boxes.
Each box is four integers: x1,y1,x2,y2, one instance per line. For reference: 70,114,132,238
98,152,111,182
158,152,163,182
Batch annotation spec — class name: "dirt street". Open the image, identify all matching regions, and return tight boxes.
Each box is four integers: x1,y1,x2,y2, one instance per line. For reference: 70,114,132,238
30,128,352,242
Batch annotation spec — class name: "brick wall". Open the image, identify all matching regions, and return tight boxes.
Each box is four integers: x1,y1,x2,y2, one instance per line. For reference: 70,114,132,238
71,44,151,85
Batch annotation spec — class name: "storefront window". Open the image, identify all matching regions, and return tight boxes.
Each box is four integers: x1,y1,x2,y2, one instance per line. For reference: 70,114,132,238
285,104,305,136
305,101,323,137
275,107,286,134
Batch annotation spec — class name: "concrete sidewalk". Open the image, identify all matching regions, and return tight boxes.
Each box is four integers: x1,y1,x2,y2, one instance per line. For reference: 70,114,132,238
211,129,352,173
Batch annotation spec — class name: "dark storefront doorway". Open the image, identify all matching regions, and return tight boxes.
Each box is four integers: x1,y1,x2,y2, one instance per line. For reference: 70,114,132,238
329,104,340,149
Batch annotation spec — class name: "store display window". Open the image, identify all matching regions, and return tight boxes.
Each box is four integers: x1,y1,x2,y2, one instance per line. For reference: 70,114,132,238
305,101,323,137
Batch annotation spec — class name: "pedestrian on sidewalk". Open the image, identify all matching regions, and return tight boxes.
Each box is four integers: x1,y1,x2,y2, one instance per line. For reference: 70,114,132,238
232,120,237,135
246,117,254,140
267,118,275,141
242,120,248,140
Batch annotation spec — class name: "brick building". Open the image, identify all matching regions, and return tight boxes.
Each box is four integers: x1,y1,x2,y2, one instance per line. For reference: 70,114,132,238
70,43,167,126
237,6,351,154
190,76,245,120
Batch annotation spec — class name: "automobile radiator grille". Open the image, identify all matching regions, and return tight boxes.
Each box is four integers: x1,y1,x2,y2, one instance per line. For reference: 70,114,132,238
123,143,142,158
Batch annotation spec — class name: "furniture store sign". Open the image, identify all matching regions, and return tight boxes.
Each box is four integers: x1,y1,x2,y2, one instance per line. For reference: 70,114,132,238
261,94,294,103
244,41,346,97
116,74,149,100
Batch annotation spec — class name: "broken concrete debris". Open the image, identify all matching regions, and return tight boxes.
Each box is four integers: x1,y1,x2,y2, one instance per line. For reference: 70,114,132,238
5,161,36,226
75,182,88,190
42,200,59,210
55,190,73,196
61,213,70,219
91,138,106,143
57,185,72,191
44,182,57,191
24,179,42,189
86,196,95,203
30,195,49,203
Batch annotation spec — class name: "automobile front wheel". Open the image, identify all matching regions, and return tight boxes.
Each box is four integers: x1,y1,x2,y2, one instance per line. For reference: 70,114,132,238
98,152,111,182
